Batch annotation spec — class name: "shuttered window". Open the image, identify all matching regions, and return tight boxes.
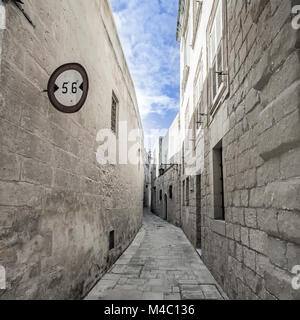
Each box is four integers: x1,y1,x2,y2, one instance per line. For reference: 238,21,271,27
111,93,118,134
186,177,190,207
207,0,229,115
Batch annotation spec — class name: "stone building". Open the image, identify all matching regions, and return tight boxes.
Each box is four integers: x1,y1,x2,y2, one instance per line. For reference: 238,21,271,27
151,115,182,227
143,149,151,208
0,0,143,299
174,0,300,300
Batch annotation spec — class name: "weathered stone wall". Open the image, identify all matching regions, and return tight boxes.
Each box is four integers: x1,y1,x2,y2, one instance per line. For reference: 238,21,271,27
0,0,143,299
181,175,199,248
152,166,181,227
202,0,300,300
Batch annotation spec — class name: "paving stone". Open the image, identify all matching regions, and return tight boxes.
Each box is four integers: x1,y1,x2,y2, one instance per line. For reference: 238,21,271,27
142,292,164,300
181,291,205,300
164,293,181,300
101,289,143,300
200,285,223,300
85,210,226,300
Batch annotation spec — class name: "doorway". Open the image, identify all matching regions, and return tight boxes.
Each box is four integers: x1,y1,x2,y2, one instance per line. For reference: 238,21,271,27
152,187,156,213
196,175,202,252
164,194,168,221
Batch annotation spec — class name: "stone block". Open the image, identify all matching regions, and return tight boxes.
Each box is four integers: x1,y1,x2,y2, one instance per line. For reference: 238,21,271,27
267,237,287,269
240,190,249,207
16,129,52,164
243,267,264,296
245,208,257,228
233,224,241,242
280,147,300,180
243,247,256,271
245,88,261,114
244,168,257,189
272,81,300,125
0,206,17,229
264,179,300,211
24,53,48,90
0,147,20,180
200,285,223,300
21,158,53,186
241,227,249,246
252,50,272,91
258,110,300,161
249,187,265,208
249,229,267,254
278,211,300,245
256,253,270,277
233,191,241,207
0,181,42,207
257,209,278,235
0,118,19,153
226,223,234,240
256,158,280,187
0,89,23,125
228,239,236,257
212,220,226,236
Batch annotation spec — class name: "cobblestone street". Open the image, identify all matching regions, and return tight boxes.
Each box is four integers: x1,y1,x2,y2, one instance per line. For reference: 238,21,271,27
86,210,227,300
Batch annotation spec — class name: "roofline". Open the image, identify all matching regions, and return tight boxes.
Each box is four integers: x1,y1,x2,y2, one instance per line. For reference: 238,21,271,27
176,0,185,42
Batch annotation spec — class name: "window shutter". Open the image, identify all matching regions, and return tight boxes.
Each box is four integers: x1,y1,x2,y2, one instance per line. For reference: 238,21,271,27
222,0,229,92
207,68,212,114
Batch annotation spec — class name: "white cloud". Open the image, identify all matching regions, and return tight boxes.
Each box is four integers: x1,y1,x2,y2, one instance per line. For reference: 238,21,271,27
110,0,180,121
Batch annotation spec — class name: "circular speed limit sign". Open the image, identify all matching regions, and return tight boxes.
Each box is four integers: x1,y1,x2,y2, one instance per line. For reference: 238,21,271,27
47,63,89,113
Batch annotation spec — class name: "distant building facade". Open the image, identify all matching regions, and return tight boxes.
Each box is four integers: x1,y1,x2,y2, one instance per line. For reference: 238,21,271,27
144,149,151,208
151,115,182,227
151,0,300,300
0,0,143,299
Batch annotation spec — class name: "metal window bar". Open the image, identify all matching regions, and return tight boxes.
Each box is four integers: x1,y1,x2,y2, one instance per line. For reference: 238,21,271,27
111,95,117,133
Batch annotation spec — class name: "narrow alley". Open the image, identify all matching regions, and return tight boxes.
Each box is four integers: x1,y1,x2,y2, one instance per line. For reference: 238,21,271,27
86,209,226,300
0,0,299,302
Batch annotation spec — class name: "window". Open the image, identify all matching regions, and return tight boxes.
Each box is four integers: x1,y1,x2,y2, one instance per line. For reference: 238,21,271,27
193,112,197,151
111,92,118,134
169,185,173,199
109,230,115,250
184,27,190,68
186,177,190,207
182,143,185,175
207,0,228,114
182,180,185,206
182,21,191,92
194,54,204,129
192,0,203,46
213,140,225,220
160,190,162,201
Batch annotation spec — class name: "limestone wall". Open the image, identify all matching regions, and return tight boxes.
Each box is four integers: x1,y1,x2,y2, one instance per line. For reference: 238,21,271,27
152,165,181,227
0,0,143,299
201,0,300,300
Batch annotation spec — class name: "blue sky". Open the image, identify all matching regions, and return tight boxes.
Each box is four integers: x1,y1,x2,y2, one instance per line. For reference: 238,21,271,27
110,0,180,150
